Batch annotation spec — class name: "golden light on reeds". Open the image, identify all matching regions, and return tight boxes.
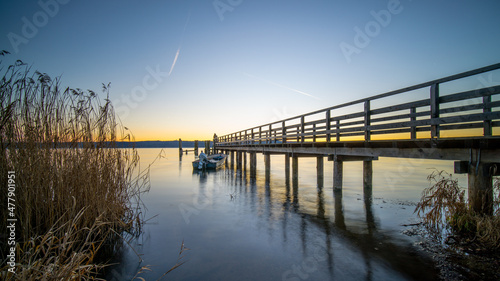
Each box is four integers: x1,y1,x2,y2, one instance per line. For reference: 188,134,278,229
0,53,149,280
415,171,500,250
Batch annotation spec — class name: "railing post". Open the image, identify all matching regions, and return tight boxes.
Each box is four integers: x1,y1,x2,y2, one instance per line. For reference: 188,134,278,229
269,124,272,144
326,110,331,142
273,125,277,143
410,107,417,139
259,127,262,145
483,95,492,136
364,100,371,141
313,124,316,142
336,120,340,142
430,83,440,138
300,116,305,143
282,121,287,144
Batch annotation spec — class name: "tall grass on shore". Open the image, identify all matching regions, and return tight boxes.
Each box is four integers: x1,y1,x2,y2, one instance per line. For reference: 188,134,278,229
0,52,149,280
415,170,500,250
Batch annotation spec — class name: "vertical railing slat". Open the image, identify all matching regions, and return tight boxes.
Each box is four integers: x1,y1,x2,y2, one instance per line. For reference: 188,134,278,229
430,83,440,138
410,107,417,139
301,116,305,143
364,100,371,141
484,95,492,136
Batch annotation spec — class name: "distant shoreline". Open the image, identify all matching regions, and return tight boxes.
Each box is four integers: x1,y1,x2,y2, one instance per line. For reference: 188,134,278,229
116,140,203,148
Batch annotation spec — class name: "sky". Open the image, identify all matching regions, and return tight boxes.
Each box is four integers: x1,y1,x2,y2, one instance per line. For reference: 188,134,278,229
1,0,500,141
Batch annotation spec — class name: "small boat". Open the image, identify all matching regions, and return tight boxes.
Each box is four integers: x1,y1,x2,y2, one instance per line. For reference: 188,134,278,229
192,153,227,170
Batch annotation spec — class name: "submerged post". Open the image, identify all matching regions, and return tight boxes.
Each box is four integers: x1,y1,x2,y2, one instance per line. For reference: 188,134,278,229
317,156,324,188
455,158,498,215
285,154,290,183
363,160,373,196
237,151,242,170
178,138,182,157
264,153,271,179
204,141,208,155
243,152,247,171
292,155,298,187
250,152,257,177
468,162,494,215
334,159,343,190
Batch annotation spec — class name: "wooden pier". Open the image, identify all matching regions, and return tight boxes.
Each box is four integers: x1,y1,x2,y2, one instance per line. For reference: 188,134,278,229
215,63,500,215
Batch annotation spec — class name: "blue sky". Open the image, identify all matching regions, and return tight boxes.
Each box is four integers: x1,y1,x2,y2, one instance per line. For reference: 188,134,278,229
1,0,500,140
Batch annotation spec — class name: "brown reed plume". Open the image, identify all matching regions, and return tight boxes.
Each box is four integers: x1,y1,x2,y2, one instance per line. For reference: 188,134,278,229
415,170,500,250
0,52,149,280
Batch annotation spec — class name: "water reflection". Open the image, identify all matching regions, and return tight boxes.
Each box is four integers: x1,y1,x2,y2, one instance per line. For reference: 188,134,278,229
216,155,439,281
111,149,447,281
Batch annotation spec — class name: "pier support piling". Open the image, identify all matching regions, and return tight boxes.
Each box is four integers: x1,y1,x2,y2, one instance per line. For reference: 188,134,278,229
264,153,271,180
468,162,495,215
292,156,299,187
317,156,324,188
194,140,198,156
455,160,499,215
230,151,235,170
363,160,373,190
243,152,247,171
333,160,343,190
250,152,257,177
237,151,242,170
285,154,290,183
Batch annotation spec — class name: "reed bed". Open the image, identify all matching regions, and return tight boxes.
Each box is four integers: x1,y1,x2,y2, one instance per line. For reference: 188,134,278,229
416,170,500,250
0,52,149,280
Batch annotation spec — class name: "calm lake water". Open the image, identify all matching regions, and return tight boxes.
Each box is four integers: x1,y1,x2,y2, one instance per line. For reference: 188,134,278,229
106,148,467,281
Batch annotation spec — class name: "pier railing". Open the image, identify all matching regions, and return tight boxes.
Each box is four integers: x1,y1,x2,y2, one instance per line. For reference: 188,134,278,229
217,63,500,146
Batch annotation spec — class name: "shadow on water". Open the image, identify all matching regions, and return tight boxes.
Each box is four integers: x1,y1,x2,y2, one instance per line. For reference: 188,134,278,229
204,160,440,281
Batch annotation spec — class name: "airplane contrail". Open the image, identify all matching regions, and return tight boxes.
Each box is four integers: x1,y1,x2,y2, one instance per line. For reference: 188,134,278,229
168,9,191,76
242,72,320,100
168,48,180,76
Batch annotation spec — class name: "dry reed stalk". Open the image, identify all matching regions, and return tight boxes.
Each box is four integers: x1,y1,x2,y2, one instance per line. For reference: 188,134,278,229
415,170,500,250
0,52,149,280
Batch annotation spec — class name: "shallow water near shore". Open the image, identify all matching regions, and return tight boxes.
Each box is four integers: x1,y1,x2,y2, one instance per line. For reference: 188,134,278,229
106,148,467,280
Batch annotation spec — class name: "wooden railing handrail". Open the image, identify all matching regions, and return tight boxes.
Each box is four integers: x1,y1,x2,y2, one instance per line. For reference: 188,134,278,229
216,63,500,146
